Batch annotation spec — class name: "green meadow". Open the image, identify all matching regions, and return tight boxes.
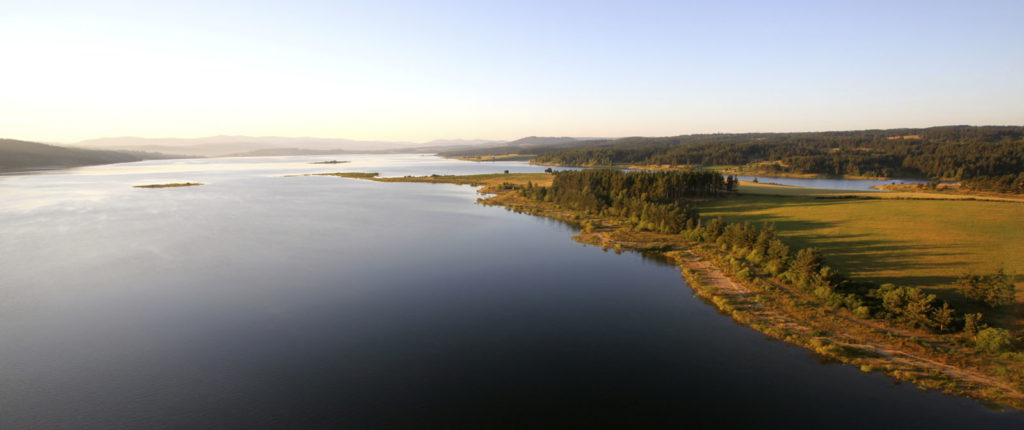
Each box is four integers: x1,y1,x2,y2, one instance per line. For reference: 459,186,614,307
698,186,1024,326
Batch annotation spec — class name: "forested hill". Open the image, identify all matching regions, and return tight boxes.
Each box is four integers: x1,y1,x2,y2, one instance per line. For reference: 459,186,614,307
0,139,172,173
444,126,1024,192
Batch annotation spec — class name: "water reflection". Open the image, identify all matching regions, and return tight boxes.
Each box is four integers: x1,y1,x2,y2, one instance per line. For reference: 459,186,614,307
0,155,1020,429
735,175,928,191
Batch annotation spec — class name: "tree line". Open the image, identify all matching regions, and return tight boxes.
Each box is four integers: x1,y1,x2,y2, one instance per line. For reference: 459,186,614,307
503,126,1024,193
679,217,1015,352
519,169,725,234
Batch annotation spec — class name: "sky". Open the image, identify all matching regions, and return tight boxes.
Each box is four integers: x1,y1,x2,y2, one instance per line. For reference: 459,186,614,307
2,0,1023,143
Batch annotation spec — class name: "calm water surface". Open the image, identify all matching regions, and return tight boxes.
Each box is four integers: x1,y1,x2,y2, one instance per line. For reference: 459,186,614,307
0,155,1020,428
734,175,928,191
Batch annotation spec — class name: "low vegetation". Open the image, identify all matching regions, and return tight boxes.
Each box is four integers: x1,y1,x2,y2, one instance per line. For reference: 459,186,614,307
959,271,1018,308
313,172,380,178
133,182,203,188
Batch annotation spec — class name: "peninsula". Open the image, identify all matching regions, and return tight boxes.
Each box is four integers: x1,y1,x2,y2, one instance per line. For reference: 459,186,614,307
326,169,1024,410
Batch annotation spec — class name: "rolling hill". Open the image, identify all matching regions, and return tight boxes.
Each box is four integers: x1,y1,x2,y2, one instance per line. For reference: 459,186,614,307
0,139,175,173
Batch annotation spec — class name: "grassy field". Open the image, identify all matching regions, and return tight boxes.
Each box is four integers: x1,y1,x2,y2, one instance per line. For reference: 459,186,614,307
699,186,1024,328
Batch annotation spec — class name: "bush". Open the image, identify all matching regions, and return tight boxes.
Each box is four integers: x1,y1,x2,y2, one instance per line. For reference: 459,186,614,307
735,268,752,282
975,328,1014,354
764,259,787,276
958,270,1015,308
745,249,763,265
853,306,873,319
871,284,937,329
788,248,824,289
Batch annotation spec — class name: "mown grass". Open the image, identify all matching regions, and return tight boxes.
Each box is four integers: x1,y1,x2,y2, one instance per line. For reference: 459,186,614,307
698,192,1024,329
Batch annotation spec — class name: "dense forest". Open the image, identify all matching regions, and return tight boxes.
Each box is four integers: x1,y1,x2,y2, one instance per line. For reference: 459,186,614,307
447,126,1024,193
519,169,725,234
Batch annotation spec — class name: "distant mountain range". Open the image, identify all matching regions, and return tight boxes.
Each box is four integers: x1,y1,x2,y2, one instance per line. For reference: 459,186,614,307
71,136,510,157
0,136,584,173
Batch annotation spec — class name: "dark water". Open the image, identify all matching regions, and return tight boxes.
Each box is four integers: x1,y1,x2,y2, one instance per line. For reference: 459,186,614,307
0,155,1020,429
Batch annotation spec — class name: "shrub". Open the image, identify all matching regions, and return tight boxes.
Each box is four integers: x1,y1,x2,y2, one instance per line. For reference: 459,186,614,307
853,306,873,319
788,248,824,289
871,284,937,329
745,249,763,265
764,259,787,276
958,270,1015,308
735,268,752,282
975,328,1014,354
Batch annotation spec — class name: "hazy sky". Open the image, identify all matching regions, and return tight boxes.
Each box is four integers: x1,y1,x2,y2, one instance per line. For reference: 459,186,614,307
3,0,1023,143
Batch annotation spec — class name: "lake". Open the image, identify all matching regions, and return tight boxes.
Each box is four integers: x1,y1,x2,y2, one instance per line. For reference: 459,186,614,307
734,175,928,191
0,155,1020,428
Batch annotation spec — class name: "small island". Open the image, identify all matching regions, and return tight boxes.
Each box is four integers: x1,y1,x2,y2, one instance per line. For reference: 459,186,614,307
309,160,350,165
133,182,204,188
313,172,379,178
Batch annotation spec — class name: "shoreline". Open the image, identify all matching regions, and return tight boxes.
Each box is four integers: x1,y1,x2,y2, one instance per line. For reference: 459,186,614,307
445,155,926,183
333,172,1024,411
492,188,1024,411
524,159,919,181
